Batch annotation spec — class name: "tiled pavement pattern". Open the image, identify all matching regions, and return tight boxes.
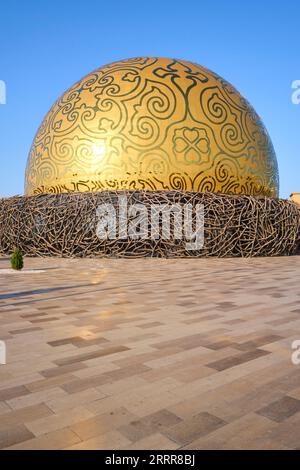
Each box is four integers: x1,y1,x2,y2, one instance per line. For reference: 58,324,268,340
0,255,300,450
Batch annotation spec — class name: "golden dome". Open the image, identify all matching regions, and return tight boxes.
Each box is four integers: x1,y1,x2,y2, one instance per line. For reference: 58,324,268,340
25,57,279,196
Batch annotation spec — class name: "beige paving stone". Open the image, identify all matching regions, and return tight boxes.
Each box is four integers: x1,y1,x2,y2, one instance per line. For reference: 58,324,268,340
46,388,106,413
66,430,131,450
266,412,300,449
25,406,94,436
169,353,282,401
126,432,180,450
86,395,129,416
5,427,81,450
257,396,300,422
25,373,78,392
6,387,68,410
70,407,137,440
0,423,34,449
182,412,278,449
123,390,185,418
287,387,300,400
73,362,120,378
0,255,300,449
0,385,30,401
0,371,13,381
163,412,226,445
96,375,148,396
0,402,11,415
0,403,53,431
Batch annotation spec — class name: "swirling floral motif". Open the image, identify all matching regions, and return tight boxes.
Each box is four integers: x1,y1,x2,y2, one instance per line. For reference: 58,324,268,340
173,127,211,165
25,57,279,197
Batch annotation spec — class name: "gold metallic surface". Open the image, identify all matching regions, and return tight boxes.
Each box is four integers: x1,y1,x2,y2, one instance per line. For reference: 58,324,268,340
25,57,279,196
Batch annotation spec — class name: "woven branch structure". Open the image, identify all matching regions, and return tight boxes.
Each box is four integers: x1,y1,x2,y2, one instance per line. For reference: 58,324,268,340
0,191,299,258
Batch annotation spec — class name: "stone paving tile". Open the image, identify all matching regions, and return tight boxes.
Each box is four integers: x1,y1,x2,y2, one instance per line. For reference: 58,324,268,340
26,374,78,392
10,326,42,334
25,406,94,437
0,385,30,401
118,409,183,443
126,432,180,450
65,430,131,450
70,407,137,441
40,363,88,378
54,345,130,366
0,256,300,449
0,423,34,449
6,427,81,450
256,396,300,422
182,413,280,450
6,387,68,411
206,349,270,371
162,412,226,445
0,403,53,431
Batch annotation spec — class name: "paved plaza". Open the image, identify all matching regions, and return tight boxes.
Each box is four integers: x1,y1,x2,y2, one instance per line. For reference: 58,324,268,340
0,255,300,450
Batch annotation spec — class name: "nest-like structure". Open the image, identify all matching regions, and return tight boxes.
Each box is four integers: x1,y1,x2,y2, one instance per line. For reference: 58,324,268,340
0,191,299,258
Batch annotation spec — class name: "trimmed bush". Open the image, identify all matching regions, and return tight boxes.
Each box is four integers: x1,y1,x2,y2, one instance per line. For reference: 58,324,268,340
10,247,24,270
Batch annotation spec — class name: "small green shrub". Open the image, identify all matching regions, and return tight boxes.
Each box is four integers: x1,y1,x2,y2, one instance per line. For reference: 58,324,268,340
10,248,24,271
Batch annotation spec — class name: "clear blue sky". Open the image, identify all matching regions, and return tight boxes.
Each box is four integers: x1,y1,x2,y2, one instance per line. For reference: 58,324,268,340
0,0,299,198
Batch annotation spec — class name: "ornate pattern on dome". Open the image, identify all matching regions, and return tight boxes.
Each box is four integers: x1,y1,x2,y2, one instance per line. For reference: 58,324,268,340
25,57,279,197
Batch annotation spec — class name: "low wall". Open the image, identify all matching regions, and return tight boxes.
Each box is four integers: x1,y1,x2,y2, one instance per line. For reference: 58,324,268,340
0,191,299,258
